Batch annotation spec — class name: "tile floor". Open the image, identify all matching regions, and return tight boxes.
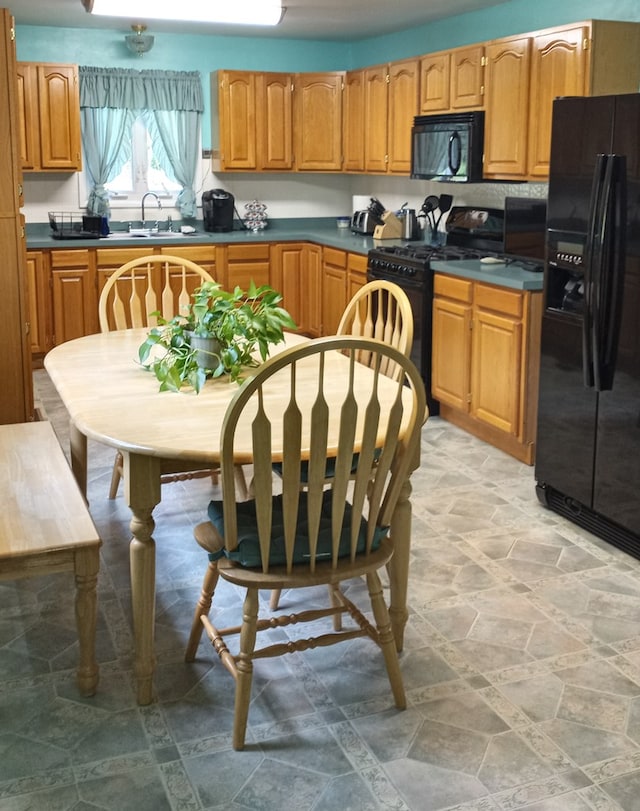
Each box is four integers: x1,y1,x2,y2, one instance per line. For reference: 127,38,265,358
1,372,640,810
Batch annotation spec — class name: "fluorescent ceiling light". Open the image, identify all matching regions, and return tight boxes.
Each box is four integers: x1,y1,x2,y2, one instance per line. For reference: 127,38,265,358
83,0,285,26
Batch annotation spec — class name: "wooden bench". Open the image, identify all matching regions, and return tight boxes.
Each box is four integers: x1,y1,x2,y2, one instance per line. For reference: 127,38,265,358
0,421,101,696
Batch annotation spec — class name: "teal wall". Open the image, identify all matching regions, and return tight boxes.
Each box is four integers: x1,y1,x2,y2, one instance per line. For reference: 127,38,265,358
15,0,640,147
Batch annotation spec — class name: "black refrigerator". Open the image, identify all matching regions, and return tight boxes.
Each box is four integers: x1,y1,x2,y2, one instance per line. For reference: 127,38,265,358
535,93,640,558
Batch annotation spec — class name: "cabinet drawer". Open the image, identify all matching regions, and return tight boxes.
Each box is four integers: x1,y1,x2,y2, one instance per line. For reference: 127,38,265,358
49,249,91,268
159,245,215,264
227,244,270,261
348,252,368,273
95,247,153,267
323,246,347,268
434,273,473,303
475,283,523,318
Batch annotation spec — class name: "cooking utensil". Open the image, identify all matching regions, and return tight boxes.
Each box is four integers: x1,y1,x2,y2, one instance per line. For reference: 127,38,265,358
434,194,453,229
419,194,440,232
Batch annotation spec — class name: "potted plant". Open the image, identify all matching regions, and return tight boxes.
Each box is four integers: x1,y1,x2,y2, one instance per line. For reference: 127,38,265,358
138,280,297,392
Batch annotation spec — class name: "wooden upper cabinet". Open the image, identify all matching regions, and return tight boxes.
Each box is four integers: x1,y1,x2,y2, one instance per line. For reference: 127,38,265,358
342,69,365,172
419,51,450,113
17,63,81,172
294,72,343,171
256,72,293,170
527,26,587,178
363,65,388,173
451,45,485,110
387,58,419,174
419,45,484,113
483,36,531,178
217,70,257,170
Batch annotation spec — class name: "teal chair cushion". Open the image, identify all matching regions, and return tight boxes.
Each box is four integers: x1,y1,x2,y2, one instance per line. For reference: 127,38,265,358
272,448,381,483
207,489,388,569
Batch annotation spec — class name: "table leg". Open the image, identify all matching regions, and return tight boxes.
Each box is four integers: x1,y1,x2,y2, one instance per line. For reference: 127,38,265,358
388,476,413,652
124,452,161,705
69,422,88,498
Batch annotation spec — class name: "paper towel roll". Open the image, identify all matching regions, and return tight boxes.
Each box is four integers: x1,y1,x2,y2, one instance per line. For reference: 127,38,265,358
352,195,371,212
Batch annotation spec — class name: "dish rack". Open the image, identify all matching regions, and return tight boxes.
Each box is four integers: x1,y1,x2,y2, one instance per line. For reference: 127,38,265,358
48,211,101,240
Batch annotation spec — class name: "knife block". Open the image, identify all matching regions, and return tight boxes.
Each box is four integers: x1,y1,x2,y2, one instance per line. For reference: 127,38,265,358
373,211,403,240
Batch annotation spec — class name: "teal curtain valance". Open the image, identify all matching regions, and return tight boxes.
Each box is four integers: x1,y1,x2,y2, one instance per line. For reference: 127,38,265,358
79,67,204,112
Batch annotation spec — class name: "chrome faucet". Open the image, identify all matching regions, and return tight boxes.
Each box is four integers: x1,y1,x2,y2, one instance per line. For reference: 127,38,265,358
141,192,162,224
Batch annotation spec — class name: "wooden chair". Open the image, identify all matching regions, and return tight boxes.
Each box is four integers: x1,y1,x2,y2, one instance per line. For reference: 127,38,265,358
336,279,414,381
270,279,414,610
99,255,247,500
185,335,426,750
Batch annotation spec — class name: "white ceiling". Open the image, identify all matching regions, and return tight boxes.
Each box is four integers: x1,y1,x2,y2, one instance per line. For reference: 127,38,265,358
11,0,508,41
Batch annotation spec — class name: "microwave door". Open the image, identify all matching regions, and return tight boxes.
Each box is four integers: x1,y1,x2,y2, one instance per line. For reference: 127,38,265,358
414,129,452,178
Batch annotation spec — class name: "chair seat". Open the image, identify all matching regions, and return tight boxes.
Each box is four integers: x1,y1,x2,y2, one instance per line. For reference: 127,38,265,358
205,489,388,569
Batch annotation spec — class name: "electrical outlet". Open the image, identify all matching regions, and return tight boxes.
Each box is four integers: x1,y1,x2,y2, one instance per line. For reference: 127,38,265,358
202,148,212,159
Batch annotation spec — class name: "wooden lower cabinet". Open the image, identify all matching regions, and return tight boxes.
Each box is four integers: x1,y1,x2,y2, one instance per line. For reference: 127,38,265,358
224,243,270,290
432,273,542,464
346,252,368,302
25,250,52,363
270,242,306,333
50,249,97,345
321,247,347,336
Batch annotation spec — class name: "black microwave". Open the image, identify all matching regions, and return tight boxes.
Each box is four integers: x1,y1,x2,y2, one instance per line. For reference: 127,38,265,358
411,110,485,183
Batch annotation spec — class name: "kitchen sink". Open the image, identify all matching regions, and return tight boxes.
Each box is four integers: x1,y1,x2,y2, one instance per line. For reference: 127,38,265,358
104,230,189,239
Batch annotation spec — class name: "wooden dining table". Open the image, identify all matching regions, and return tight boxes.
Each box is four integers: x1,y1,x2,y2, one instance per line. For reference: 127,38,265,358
44,328,421,705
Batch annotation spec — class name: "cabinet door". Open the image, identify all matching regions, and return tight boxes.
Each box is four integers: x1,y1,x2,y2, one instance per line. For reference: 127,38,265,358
37,64,81,171
218,70,257,170
471,305,522,435
321,247,347,335
484,36,531,177
51,250,96,343
342,69,365,172
25,250,51,356
304,244,322,338
387,59,419,174
270,242,305,332
432,295,472,411
15,63,39,170
527,27,587,178
294,73,343,171
257,72,293,170
363,65,388,173
451,45,485,110
419,52,450,113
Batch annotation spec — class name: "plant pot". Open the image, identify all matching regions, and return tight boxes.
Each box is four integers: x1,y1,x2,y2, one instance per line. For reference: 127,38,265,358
188,333,222,373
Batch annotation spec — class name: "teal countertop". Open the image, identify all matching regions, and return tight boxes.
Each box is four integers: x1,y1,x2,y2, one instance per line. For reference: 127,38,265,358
26,218,384,254
431,259,544,291
27,218,544,292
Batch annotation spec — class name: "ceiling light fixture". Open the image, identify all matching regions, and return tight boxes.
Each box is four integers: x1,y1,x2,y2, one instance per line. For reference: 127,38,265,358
125,24,154,56
82,0,285,27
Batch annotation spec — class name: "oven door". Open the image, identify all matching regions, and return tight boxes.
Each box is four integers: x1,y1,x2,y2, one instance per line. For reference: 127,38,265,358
366,267,438,414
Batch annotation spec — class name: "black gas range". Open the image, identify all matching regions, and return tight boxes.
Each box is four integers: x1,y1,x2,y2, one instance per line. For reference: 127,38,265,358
366,206,506,414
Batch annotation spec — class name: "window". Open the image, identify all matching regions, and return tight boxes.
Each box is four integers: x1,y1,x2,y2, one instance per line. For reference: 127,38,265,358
104,115,182,201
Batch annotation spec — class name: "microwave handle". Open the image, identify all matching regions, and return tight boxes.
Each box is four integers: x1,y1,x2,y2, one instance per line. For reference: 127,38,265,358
448,130,461,175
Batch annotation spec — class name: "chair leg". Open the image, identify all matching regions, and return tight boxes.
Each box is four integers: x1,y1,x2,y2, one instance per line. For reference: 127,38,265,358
234,464,249,500
185,560,219,662
366,570,406,710
108,451,123,499
269,589,282,610
329,584,343,631
233,587,259,750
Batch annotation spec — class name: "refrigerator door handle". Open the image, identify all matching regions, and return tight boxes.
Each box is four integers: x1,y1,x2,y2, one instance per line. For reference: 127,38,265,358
583,154,608,388
593,154,626,391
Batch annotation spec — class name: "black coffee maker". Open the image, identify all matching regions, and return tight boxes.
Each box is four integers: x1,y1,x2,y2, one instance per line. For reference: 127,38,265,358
202,189,234,232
